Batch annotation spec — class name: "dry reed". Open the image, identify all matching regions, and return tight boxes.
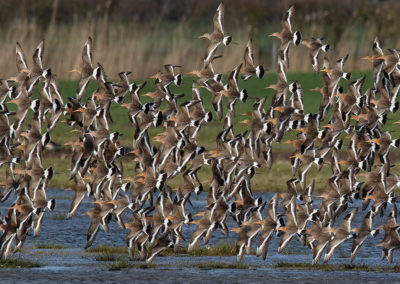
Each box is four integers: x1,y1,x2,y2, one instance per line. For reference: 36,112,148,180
0,0,400,79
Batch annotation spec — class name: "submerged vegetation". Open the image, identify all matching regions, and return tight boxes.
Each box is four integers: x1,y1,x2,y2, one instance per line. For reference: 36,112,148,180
35,243,69,249
107,260,155,271
85,245,127,254
95,252,117,262
274,262,400,273
279,248,308,255
51,213,67,220
0,258,40,268
106,260,249,271
161,242,240,257
193,262,251,270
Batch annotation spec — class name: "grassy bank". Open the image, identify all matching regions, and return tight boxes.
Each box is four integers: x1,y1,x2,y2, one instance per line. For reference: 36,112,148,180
0,258,40,268
2,72,400,192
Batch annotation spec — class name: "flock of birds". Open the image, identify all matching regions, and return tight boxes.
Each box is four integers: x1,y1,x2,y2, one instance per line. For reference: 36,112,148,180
2,3,400,266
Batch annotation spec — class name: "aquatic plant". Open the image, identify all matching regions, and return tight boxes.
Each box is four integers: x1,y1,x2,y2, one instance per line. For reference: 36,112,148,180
85,245,127,254
0,258,40,268
161,242,242,257
95,252,117,262
274,262,400,273
193,262,250,270
35,243,69,249
51,213,67,220
107,260,155,270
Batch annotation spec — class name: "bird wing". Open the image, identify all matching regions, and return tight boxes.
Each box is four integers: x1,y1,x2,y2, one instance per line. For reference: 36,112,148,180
32,41,44,71
244,39,255,67
282,6,294,33
16,42,28,72
213,2,224,35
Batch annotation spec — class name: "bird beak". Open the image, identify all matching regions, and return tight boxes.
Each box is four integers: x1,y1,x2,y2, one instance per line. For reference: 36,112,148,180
217,90,229,96
300,41,310,48
320,68,331,74
290,154,302,159
129,149,139,155
6,99,18,104
322,124,333,129
142,92,154,98
93,93,103,100
69,68,82,73
376,55,388,61
233,199,244,205
73,107,84,113
273,106,284,113
20,68,31,74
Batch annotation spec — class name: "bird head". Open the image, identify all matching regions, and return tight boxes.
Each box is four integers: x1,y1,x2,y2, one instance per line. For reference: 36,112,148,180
230,227,241,233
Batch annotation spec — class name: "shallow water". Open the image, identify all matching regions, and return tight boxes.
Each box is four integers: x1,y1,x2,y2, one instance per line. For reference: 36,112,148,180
1,189,400,283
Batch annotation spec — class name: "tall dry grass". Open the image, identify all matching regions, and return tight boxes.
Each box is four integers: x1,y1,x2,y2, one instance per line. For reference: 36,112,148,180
0,18,256,80
0,0,400,80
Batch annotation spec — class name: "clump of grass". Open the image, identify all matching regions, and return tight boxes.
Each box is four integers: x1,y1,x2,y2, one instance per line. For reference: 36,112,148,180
343,264,370,271
280,248,307,255
0,258,40,268
275,262,351,271
274,262,400,272
35,243,69,249
161,242,241,257
51,213,67,220
393,265,400,272
190,242,242,256
95,252,117,262
193,262,250,270
85,245,126,254
130,263,156,269
159,248,185,257
31,251,58,256
107,260,131,270
107,260,155,271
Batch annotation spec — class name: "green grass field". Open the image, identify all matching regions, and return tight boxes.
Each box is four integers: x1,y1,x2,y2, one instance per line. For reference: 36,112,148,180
3,71,400,191
35,71,386,147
